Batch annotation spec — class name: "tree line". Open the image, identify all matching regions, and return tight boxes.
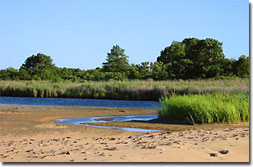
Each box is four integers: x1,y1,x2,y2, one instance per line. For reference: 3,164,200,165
0,38,249,81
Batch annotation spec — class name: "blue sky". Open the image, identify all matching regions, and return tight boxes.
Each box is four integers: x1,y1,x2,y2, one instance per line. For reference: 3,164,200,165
0,0,249,70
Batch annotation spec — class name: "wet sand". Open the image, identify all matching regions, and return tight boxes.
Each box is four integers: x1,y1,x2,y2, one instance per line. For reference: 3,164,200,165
0,104,249,162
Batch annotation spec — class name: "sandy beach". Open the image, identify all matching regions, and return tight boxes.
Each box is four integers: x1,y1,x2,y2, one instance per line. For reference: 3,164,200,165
0,104,249,162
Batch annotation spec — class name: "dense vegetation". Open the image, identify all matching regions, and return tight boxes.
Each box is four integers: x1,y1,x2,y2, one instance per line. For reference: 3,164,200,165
0,38,249,81
0,38,249,124
0,79,249,101
158,92,249,124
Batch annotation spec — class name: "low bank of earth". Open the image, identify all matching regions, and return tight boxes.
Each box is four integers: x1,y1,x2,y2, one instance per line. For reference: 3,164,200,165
0,105,249,162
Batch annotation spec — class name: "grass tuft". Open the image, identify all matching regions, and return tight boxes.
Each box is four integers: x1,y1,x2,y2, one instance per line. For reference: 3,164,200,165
158,92,249,124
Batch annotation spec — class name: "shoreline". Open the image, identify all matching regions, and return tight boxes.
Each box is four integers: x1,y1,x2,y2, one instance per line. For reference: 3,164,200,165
0,104,249,162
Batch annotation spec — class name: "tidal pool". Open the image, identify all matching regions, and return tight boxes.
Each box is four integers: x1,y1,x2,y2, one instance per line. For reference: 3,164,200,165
54,114,160,132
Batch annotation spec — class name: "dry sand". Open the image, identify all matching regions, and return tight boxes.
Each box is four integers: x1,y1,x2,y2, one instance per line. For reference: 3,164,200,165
0,104,249,162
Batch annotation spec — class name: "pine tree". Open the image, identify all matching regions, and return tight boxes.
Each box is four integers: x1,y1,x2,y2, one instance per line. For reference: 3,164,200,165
102,45,130,72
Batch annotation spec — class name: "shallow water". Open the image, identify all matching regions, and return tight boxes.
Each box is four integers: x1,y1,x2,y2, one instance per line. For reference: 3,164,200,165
0,96,161,132
54,114,160,132
0,96,160,109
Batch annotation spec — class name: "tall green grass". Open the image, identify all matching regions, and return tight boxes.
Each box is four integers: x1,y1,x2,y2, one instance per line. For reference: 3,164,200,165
0,78,249,101
158,92,249,124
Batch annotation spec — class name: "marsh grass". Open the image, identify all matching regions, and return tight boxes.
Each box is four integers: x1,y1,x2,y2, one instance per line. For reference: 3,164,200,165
0,78,249,100
158,92,249,124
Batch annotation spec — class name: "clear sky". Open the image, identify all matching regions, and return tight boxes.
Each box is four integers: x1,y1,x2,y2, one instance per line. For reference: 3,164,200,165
0,0,249,70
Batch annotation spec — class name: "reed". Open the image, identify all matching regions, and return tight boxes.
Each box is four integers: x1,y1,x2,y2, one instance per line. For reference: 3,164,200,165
0,78,249,101
158,92,249,124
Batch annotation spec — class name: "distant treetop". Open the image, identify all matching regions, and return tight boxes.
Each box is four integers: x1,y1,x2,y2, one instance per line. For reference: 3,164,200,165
102,45,130,72
21,53,55,70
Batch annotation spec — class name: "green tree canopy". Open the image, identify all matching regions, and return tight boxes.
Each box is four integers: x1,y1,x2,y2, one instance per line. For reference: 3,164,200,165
221,58,236,77
21,53,55,70
157,41,189,79
150,62,168,80
102,45,129,72
234,55,249,78
157,38,225,79
20,53,57,80
0,67,19,80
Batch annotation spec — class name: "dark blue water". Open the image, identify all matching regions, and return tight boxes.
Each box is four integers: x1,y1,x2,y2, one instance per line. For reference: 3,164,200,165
0,96,160,109
54,114,159,132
